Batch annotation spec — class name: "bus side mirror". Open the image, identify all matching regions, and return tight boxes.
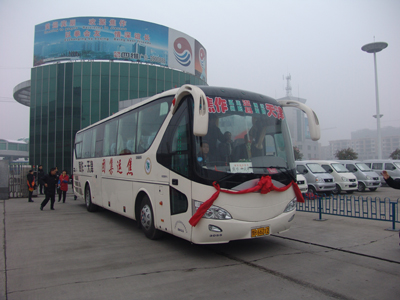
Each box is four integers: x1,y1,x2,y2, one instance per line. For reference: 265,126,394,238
278,100,320,141
172,85,208,136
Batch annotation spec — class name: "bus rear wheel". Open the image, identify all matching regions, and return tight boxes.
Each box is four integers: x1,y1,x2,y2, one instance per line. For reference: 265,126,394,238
140,196,163,240
85,186,98,212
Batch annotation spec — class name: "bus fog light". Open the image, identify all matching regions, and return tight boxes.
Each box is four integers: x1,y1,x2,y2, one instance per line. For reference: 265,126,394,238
284,198,297,213
209,225,222,232
194,200,232,220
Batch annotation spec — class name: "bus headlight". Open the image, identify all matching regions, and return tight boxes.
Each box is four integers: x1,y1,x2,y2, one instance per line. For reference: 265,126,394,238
284,198,297,213
341,177,349,182
366,176,371,180
194,200,232,220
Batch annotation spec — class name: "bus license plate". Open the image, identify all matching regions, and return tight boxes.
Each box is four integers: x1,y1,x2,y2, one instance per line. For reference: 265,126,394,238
251,226,270,238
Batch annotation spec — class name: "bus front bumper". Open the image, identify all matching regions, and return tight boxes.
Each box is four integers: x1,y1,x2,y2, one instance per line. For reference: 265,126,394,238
190,210,296,244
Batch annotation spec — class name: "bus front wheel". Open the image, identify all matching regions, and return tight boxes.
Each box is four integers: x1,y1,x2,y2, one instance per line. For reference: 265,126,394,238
85,186,98,212
140,196,163,240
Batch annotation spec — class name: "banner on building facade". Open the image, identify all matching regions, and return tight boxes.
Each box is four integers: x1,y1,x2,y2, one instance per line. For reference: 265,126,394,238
34,17,207,82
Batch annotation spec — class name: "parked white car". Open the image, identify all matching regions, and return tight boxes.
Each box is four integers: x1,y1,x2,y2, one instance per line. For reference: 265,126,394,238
296,172,308,194
316,160,358,194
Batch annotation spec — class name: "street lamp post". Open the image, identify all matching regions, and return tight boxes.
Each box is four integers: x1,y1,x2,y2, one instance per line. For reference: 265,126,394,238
361,41,388,159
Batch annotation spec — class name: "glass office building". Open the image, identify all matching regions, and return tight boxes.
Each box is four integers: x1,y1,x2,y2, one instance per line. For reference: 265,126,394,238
29,61,207,173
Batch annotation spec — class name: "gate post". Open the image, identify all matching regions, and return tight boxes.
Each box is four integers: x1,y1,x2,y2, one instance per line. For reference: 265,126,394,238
385,199,399,232
314,194,327,221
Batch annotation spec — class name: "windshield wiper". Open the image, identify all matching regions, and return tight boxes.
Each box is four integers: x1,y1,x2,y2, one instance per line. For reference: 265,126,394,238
249,166,295,181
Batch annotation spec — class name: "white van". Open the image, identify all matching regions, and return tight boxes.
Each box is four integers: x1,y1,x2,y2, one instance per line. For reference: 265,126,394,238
337,160,381,192
296,172,308,194
363,159,400,184
295,161,335,195
314,160,358,194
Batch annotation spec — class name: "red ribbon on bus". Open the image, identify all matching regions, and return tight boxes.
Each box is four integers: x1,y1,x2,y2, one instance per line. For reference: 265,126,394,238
189,176,304,227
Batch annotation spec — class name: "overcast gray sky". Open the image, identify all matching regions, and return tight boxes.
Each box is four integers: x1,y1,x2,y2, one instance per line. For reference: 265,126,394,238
0,0,399,146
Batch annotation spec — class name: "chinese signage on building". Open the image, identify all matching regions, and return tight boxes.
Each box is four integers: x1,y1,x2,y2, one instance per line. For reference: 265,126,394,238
34,17,207,82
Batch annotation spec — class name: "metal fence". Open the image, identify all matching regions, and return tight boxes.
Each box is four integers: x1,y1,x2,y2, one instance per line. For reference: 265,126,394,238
296,194,399,231
8,164,35,198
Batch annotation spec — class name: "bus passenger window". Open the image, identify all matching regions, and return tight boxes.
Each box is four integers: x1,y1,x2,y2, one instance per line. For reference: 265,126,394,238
82,130,93,158
171,116,189,177
117,111,137,155
75,142,82,159
103,119,118,156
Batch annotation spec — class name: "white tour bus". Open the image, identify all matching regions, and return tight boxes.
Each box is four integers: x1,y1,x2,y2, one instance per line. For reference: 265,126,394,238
73,85,320,244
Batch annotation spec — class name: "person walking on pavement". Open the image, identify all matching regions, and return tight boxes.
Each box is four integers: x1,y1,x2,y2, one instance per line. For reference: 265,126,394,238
27,169,35,203
58,170,69,203
40,167,58,211
37,165,45,194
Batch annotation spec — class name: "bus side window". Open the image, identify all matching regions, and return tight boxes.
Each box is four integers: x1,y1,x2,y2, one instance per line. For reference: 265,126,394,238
117,111,137,155
75,132,83,159
82,130,93,158
137,98,171,153
171,115,189,177
95,124,104,158
157,100,190,178
90,128,97,158
103,119,118,156
75,142,82,159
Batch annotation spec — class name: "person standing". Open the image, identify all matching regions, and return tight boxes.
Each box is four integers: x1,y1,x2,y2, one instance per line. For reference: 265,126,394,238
382,170,400,246
58,170,69,203
27,169,35,203
37,165,45,195
382,171,400,189
40,168,58,211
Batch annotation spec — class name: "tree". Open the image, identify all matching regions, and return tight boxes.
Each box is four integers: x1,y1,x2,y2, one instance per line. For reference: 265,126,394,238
293,147,303,160
334,148,358,160
389,148,400,159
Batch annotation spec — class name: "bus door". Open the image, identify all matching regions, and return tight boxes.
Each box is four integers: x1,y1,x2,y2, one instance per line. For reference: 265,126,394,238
157,100,193,241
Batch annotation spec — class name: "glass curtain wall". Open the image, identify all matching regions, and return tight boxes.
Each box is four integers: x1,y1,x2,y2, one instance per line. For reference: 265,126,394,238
29,61,207,174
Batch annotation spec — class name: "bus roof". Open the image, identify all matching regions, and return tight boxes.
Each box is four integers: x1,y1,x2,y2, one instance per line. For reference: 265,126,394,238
76,85,278,135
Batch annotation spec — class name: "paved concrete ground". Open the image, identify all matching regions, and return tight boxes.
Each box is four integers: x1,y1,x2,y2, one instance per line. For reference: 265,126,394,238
1,190,399,300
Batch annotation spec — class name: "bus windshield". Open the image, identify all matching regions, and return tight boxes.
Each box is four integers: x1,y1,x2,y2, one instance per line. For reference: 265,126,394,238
193,97,295,185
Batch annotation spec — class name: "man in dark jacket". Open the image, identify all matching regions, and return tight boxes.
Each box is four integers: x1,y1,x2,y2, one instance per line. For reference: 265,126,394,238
37,165,45,194
382,171,400,189
382,170,400,246
40,167,58,210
